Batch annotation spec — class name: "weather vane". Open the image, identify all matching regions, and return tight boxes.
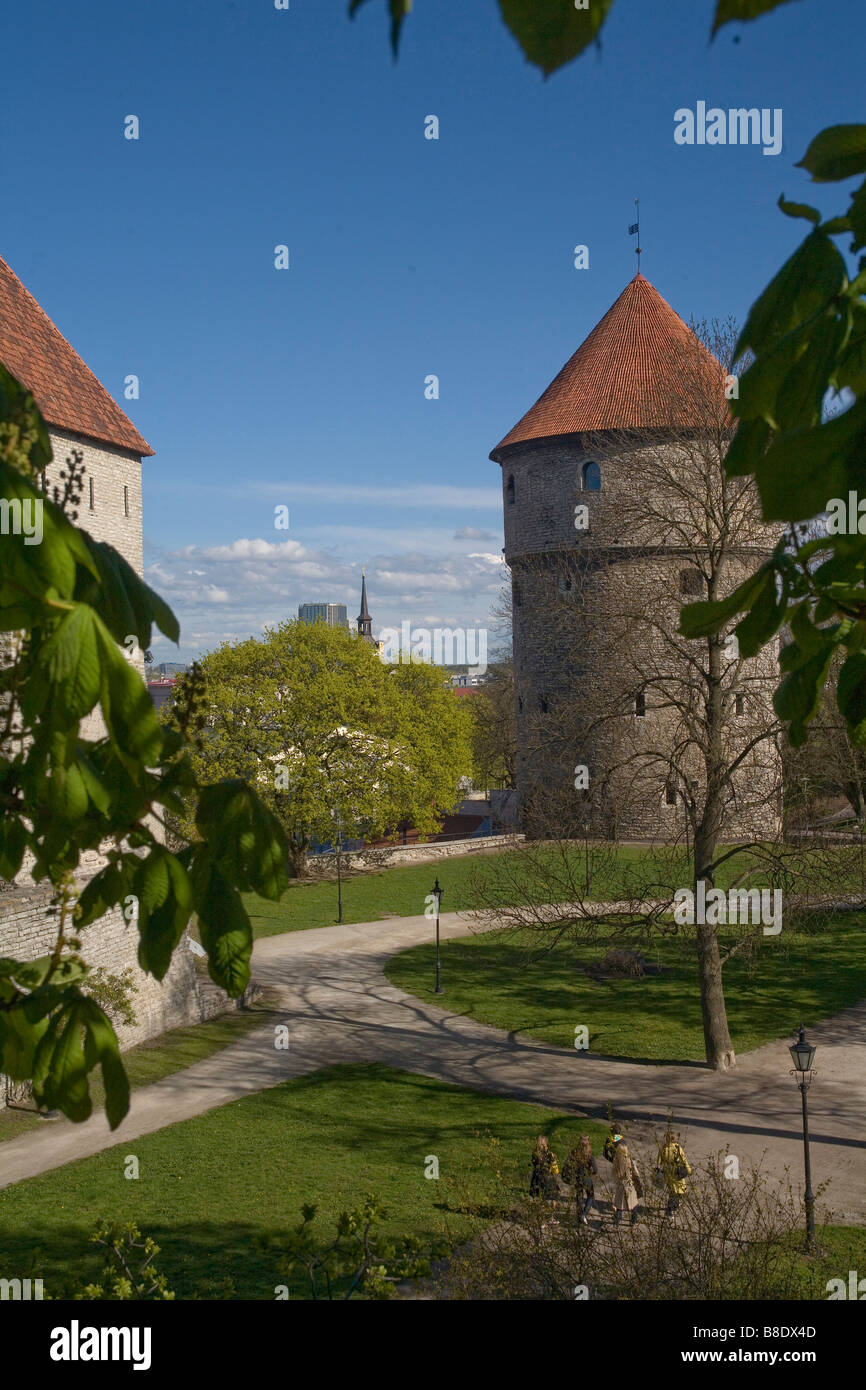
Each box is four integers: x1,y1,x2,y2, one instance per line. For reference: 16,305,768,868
628,198,642,273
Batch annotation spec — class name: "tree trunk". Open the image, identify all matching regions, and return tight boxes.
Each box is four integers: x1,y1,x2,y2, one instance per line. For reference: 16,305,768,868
288,838,307,880
695,920,736,1070
690,624,738,1071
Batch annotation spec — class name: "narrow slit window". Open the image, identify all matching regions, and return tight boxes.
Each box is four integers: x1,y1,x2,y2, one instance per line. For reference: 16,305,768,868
665,784,677,806
635,692,646,717
506,474,516,506
123,484,129,517
88,477,94,510
735,693,745,717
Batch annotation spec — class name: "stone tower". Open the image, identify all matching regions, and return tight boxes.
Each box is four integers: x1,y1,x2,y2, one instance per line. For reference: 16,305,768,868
490,274,781,841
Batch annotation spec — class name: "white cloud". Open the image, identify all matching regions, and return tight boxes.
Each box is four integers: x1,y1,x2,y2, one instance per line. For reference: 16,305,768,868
201,538,308,561
145,535,508,662
468,552,506,565
454,525,496,540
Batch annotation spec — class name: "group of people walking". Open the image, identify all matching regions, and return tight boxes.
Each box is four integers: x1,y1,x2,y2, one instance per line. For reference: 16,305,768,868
530,1124,691,1225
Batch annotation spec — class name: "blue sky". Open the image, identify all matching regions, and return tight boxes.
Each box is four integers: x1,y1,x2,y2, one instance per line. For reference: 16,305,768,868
1,0,860,661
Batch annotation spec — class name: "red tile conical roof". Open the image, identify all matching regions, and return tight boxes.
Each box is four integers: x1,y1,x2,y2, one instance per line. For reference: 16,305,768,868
491,274,724,456
0,254,153,456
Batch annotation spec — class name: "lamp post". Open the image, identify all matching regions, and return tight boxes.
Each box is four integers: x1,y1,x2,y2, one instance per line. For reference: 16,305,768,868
789,1023,817,1250
432,877,443,994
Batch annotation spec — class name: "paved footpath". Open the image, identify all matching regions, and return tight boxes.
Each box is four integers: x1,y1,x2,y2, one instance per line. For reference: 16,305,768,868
1,910,864,1220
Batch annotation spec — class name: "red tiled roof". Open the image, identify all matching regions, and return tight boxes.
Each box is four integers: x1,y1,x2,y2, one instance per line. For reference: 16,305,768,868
491,274,725,456
0,254,153,456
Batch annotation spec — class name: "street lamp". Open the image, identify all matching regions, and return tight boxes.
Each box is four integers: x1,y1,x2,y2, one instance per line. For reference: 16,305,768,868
788,1023,817,1249
431,877,444,994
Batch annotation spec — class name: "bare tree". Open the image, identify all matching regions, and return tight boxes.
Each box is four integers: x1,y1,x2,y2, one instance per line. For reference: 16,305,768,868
481,321,854,1069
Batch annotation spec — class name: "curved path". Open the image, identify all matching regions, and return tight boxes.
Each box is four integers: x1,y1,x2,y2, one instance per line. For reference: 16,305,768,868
1,910,865,1220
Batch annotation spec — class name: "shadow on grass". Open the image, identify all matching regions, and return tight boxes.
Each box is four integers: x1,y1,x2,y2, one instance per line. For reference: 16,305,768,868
0,1220,298,1301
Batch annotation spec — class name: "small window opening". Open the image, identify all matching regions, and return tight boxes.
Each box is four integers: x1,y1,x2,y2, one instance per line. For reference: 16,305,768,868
582,461,601,492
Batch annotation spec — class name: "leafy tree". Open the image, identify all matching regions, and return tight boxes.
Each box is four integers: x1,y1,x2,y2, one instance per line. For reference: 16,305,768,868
470,657,516,790
166,620,473,876
0,365,288,1127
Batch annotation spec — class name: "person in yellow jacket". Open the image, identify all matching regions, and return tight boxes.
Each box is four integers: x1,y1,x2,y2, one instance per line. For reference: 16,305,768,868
657,1127,692,1220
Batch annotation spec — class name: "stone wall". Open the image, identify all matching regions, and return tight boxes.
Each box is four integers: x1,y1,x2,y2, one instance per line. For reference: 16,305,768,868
46,428,144,574
500,433,783,842
305,832,524,877
0,876,236,1110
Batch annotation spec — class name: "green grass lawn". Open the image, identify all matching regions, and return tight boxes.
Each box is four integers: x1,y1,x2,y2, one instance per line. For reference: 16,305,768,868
0,995,277,1145
385,917,866,1061
1,1061,858,1301
242,841,847,938
0,1064,609,1300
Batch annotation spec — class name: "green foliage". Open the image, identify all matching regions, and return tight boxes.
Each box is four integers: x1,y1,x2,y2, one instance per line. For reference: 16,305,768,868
352,0,800,78
0,366,288,1128
167,620,473,874
711,0,801,36
498,0,614,76
270,1195,435,1299
73,1221,175,1300
678,127,866,745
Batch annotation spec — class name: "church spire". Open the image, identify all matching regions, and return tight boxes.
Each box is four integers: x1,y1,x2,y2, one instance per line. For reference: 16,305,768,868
357,569,373,641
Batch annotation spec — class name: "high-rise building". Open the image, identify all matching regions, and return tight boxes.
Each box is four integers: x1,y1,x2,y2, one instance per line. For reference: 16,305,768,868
298,602,348,628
